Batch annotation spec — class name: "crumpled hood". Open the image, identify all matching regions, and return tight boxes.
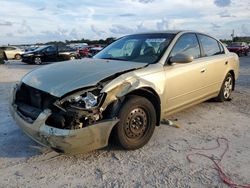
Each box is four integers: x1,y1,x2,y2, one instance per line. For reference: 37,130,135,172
22,58,147,97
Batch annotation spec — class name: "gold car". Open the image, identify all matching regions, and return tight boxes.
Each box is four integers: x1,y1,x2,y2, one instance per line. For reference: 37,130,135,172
10,31,239,153
0,46,24,60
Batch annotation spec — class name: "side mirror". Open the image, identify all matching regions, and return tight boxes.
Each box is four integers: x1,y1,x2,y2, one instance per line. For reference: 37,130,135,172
170,53,193,64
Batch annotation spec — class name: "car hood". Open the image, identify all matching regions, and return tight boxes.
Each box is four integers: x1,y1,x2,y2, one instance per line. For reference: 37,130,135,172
22,51,35,56
22,58,148,97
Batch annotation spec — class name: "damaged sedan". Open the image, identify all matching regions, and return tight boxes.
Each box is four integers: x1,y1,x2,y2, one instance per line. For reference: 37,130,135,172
10,31,239,153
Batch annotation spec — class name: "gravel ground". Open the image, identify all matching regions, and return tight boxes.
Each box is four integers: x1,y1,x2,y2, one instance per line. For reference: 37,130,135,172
0,57,249,188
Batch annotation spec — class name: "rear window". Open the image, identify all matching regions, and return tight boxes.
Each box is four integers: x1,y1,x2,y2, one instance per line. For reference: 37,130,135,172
198,34,221,56
58,46,74,52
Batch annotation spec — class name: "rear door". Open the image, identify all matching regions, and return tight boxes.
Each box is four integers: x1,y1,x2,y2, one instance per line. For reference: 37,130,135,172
197,34,228,95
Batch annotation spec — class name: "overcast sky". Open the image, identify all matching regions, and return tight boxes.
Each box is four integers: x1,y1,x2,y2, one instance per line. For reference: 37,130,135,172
0,0,250,45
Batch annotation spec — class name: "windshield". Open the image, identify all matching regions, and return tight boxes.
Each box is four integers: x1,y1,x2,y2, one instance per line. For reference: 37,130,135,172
33,46,49,52
94,33,175,64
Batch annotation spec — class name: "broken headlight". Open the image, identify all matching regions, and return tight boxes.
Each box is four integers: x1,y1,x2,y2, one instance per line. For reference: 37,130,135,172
72,92,98,109
48,89,104,129
62,89,104,110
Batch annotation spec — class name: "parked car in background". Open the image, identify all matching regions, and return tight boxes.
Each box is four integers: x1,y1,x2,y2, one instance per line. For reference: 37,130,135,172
24,46,39,52
89,47,103,57
227,42,249,56
0,46,24,60
78,45,104,58
78,46,92,57
68,43,88,49
21,45,80,64
10,31,239,154
58,46,80,60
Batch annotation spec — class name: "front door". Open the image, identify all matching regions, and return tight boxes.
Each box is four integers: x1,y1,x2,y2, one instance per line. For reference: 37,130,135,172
44,46,58,61
162,33,208,115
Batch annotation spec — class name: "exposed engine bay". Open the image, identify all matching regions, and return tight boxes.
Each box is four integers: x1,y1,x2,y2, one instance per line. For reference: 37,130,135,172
47,87,106,129
14,65,144,131
15,83,109,130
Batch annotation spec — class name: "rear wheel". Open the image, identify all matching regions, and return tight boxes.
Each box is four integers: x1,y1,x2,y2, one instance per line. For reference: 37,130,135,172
115,96,156,150
34,57,42,65
70,56,75,60
214,72,233,102
15,54,21,60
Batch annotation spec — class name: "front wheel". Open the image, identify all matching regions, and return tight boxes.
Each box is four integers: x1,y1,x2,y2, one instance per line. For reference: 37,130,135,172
214,72,233,102
34,57,42,65
15,54,21,60
70,56,75,60
115,96,156,150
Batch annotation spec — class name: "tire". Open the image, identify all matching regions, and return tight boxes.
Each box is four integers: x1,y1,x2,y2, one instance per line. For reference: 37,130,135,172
34,57,42,65
15,54,21,60
70,56,75,60
214,72,234,102
114,96,156,150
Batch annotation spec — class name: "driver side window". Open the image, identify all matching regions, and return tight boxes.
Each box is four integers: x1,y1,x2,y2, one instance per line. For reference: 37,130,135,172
46,46,57,52
170,34,201,59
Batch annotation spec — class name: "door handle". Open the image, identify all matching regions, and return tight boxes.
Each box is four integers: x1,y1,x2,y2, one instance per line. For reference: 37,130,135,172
201,68,206,73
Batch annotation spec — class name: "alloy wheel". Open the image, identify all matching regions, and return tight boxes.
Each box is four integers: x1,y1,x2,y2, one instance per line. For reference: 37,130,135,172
34,57,42,65
224,76,233,99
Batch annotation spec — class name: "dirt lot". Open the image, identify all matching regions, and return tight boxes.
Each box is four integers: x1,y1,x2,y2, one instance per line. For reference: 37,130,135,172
0,57,250,187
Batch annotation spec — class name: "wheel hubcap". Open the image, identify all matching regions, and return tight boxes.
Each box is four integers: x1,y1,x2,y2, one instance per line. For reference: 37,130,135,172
35,58,41,64
224,77,232,99
124,108,148,139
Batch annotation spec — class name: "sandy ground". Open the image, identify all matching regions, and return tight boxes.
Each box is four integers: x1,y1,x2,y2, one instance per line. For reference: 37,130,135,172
0,57,250,188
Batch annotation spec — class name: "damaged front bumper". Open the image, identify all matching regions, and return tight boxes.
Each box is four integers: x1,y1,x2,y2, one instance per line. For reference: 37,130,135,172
9,84,119,154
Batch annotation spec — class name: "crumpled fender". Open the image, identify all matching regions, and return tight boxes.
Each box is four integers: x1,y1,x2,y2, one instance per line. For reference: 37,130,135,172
99,64,165,112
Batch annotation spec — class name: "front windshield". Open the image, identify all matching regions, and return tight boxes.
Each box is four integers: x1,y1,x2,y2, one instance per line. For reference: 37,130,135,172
33,46,49,52
94,33,175,64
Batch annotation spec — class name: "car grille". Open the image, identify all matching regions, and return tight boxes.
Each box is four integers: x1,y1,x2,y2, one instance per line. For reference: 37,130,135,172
15,83,57,120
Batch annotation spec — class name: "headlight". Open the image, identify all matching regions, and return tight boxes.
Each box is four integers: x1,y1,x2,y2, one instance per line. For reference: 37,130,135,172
61,89,103,110
73,92,98,109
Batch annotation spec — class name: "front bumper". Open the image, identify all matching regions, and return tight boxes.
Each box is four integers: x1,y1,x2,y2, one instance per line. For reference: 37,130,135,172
9,84,119,154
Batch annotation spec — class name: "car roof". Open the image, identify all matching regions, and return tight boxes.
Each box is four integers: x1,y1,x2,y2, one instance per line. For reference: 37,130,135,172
129,30,218,37
130,30,194,35
128,30,222,43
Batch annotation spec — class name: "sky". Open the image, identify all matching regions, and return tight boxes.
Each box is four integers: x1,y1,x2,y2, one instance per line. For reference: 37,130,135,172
0,0,250,45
